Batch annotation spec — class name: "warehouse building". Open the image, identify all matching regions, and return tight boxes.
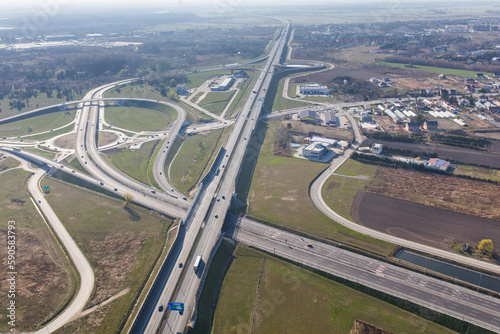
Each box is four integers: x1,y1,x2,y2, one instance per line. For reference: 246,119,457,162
210,76,234,91
299,83,329,95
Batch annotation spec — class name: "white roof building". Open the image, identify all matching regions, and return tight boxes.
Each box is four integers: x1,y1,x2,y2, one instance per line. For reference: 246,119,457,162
311,136,337,147
303,143,327,158
299,83,329,95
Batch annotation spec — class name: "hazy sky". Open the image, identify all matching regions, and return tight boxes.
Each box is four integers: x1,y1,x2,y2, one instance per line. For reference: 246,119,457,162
1,0,496,15
1,0,442,11
2,0,316,10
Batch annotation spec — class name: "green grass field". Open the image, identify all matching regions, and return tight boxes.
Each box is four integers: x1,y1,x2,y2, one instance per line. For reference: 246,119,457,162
104,106,176,132
0,156,20,170
227,71,258,118
199,91,236,116
192,92,204,102
0,110,75,138
209,245,456,334
104,84,203,123
40,176,171,334
169,127,230,194
106,140,158,186
322,159,379,220
22,147,58,160
186,71,233,90
247,121,391,255
0,169,75,332
0,91,83,120
300,95,333,102
378,61,492,78
104,84,164,100
24,123,74,142
453,164,500,182
272,77,311,111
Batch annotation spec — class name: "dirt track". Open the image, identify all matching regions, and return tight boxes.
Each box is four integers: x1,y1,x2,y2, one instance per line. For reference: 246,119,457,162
351,191,500,250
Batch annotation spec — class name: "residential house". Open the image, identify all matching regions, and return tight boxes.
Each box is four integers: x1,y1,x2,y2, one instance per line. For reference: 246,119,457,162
176,84,188,95
426,158,450,172
405,121,420,132
459,98,470,107
423,120,438,131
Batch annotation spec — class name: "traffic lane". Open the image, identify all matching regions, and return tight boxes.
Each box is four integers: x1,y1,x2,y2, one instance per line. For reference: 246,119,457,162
228,224,500,332
131,225,186,334
234,230,500,332
82,96,188,209
233,218,500,309
162,22,288,333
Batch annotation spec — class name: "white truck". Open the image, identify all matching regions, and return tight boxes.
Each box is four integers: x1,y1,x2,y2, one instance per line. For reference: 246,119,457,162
193,254,202,272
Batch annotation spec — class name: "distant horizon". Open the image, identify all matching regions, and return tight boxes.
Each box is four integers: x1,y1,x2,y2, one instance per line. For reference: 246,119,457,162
2,0,500,11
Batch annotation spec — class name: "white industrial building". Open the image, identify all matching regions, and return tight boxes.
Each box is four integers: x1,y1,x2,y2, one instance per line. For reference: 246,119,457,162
210,76,234,91
302,143,327,158
311,136,336,147
371,143,383,154
299,83,329,95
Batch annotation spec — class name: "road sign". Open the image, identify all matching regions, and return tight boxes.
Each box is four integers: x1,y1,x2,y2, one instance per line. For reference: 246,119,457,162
168,302,184,312
44,186,50,190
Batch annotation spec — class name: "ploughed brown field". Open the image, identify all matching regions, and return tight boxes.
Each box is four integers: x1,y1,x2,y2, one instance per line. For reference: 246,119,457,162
351,191,500,250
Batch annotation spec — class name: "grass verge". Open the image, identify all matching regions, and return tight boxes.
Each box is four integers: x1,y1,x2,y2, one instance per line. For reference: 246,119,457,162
0,110,76,138
0,169,75,332
272,75,312,111
199,91,236,116
105,140,159,187
170,127,230,195
246,120,392,255
40,175,172,334
208,244,460,334
321,159,379,220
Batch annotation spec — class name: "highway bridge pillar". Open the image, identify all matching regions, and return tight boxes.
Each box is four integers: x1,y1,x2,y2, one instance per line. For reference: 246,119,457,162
230,194,246,210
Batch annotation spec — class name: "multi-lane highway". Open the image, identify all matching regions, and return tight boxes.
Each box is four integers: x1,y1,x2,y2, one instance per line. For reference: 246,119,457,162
224,216,500,333
141,19,291,334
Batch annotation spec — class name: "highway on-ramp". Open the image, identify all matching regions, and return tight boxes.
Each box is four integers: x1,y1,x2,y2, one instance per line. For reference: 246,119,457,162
27,168,95,334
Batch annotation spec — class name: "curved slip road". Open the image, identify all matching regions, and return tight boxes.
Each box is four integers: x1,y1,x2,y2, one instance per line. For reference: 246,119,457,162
310,113,500,275
27,168,95,334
